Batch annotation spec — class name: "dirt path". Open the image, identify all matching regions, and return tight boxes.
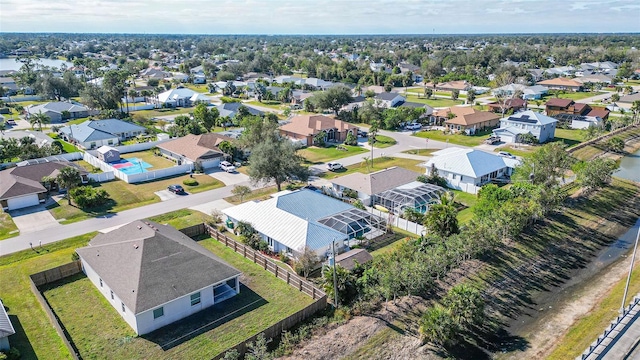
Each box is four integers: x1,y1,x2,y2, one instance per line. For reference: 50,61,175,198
503,249,640,359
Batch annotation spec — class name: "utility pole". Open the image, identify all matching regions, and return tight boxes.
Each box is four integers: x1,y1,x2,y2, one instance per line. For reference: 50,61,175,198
332,238,339,308
621,225,640,313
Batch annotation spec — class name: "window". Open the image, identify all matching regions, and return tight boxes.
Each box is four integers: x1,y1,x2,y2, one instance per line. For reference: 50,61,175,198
121,302,126,312
153,307,164,319
110,290,114,300
107,140,113,145
99,278,103,287
286,247,293,255
190,292,201,306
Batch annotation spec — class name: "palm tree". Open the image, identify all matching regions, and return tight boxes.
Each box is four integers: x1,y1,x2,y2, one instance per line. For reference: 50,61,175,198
56,166,81,205
29,111,50,131
423,192,459,239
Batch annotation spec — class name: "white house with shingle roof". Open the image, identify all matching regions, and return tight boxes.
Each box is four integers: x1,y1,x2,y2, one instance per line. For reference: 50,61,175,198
76,220,241,335
26,101,97,123
330,167,422,206
422,147,520,194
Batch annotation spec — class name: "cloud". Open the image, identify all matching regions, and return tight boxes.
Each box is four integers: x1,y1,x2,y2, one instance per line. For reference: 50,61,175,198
0,0,638,34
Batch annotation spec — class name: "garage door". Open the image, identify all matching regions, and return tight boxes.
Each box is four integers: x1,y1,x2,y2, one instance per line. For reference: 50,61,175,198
7,194,41,210
499,135,514,143
201,158,221,169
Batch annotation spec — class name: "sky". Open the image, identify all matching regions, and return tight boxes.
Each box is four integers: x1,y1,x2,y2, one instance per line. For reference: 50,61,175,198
0,0,639,35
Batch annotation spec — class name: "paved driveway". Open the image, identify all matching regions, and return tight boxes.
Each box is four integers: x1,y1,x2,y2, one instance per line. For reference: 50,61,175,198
10,204,61,234
154,189,186,201
207,169,250,186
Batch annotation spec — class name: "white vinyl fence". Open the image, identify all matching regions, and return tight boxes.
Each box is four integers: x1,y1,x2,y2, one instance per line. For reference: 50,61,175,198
87,172,115,182
83,151,192,184
367,206,424,235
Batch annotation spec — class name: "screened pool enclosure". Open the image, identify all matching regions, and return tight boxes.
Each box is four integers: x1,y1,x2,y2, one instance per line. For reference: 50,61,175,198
373,182,446,214
318,208,386,239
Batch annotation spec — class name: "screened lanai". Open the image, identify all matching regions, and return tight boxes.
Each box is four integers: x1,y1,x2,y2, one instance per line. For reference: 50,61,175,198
318,208,386,240
373,182,446,214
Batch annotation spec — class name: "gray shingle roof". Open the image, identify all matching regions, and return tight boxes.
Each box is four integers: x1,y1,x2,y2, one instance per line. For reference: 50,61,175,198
331,167,421,196
216,103,264,118
375,92,400,101
76,220,241,314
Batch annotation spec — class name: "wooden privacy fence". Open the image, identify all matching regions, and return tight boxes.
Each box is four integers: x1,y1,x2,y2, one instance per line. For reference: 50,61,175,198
29,261,83,360
568,124,639,153
204,224,327,300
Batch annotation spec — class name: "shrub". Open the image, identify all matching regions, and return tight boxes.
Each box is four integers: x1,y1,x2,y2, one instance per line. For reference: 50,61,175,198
342,188,358,199
183,178,199,186
70,186,111,209
279,251,289,264
71,252,80,261
0,347,21,360
352,199,365,210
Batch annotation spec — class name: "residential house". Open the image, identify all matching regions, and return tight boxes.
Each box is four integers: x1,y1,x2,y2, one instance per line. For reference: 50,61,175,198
397,101,434,116
434,106,500,134
0,161,88,211
76,220,241,335
374,92,405,108
528,69,545,82
215,102,264,119
139,67,170,79
423,147,520,194
157,88,210,107
279,114,359,146
492,83,547,100
435,80,472,93
0,77,18,95
0,130,54,147
223,189,385,257
0,299,15,351
545,98,610,120
26,101,97,123
157,133,234,170
330,167,422,206
291,90,314,107
574,73,613,86
59,119,147,149
493,110,558,143
486,98,528,114
537,77,582,92
618,92,640,105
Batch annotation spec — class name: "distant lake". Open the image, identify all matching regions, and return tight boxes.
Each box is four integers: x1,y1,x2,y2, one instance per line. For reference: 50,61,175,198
0,57,72,71
615,148,640,182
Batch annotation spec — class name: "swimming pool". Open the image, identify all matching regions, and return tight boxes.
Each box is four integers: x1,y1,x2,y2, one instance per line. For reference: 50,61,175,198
110,157,153,175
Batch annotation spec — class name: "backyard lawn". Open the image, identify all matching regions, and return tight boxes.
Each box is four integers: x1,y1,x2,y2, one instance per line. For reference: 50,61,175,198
493,145,535,158
451,190,478,225
404,94,464,108
121,150,175,169
542,91,605,101
47,174,224,223
319,157,424,180
39,236,314,360
183,84,209,93
298,144,367,164
0,212,19,240
413,129,491,147
0,233,97,360
47,133,80,153
554,128,587,147
246,100,286,111
372,135,397,148
133,107,194,118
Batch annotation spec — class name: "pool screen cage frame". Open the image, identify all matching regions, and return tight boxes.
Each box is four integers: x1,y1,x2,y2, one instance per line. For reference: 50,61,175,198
318,208,386,239
373,183,447,215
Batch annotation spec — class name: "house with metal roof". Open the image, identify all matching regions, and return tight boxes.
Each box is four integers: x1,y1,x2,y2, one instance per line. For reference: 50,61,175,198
222,189,385,257
76,220,241,335
493,110,558,144
157,88,210,107
59,119,146,149
422,147,520,194
0,299,15,351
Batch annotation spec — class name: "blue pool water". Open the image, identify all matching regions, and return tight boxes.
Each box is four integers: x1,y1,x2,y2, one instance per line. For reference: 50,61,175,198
112,157,153,175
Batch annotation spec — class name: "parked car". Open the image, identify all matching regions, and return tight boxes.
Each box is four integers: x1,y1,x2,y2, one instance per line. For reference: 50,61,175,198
498,151,516,159
168,184,185,194
358,130,368,138
327,162,343,171
405,122,422,131
485,136,500,145
219,161,236,173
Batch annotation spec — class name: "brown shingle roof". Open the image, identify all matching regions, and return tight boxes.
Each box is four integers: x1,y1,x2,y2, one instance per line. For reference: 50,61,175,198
279,114,358,136
330,166,421,195
573,103,590,113
537,77,582,87
545,98,574,108
157,133,233,162
0,161,87,200
587,107,610,118
438,106,500,126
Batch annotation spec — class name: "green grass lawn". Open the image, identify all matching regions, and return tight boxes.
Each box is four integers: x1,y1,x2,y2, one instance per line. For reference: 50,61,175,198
0,212,19,240
542,92,605,101
148,209,210,229
39,236,314,360
493,145,535,158
63,117,91,125
47,133,80,153
554,128,587,147
0,233,97,360
298,144,367,164
183,84,209,93
74,159,101,173
404,94,464,108
371,135,397,148
133,107,194,118
246,100,285,111
413,129,491,147
224,186,279,205
121,150,175,170
401,148,437,156
369,227,416,257
319,157,424,180
47,174,224,223
451,190,478,225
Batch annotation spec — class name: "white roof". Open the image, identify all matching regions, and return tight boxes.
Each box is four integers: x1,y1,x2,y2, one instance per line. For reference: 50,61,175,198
158,88,202,103
96,145,118,154
424,147,519,178
500,110,557,126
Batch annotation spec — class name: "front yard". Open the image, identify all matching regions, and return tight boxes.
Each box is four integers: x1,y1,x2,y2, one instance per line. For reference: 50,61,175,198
0,212,19,240
47,174,224,223
133,107,194,118
298,144,367,164
39,236,314,360
148,209,211,229
413,129,492,147
404,94,465,108
371,135,397,148
319,157,424,180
